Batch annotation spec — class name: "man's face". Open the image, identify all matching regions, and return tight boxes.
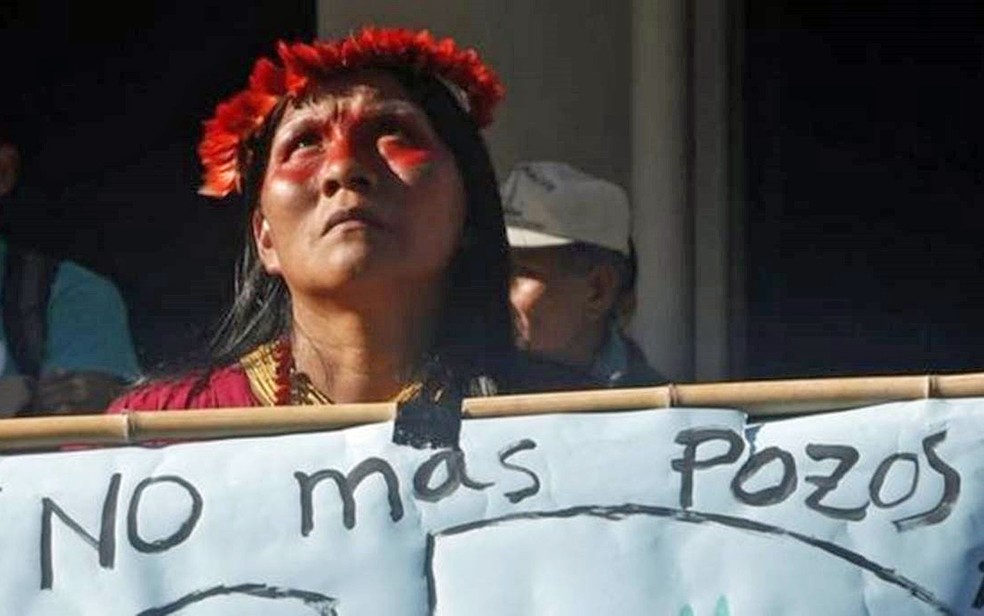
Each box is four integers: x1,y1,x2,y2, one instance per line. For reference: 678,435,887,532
509,246,597,365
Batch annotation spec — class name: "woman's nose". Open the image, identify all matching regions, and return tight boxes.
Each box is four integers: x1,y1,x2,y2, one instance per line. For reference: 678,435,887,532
320,140,377,197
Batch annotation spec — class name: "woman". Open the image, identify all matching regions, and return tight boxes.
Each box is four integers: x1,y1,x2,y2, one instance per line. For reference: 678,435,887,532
110,27,576,412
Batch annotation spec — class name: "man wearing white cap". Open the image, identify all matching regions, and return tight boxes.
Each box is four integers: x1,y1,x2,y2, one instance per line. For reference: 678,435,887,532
502,161,664,388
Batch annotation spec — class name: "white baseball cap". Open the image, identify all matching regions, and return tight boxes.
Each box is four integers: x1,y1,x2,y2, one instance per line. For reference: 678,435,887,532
501,161,631,256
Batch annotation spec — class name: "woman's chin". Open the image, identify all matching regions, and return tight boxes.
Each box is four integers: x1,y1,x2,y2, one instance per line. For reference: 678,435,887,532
300,241,450,296
316,237,378,267
306,251,396,291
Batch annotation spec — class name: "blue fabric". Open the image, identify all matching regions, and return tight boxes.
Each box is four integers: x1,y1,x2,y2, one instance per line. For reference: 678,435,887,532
0,240,140,380
590,322,631,385
590,321,665,388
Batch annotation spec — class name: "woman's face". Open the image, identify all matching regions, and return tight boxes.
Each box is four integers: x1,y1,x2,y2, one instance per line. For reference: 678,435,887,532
254,70,466,299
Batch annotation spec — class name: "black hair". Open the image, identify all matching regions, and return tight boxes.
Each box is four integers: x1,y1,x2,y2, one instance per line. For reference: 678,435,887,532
206,67,516,397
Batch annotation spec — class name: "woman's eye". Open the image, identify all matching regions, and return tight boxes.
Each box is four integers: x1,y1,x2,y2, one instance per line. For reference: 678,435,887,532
287,132,321,156
376,118,413,141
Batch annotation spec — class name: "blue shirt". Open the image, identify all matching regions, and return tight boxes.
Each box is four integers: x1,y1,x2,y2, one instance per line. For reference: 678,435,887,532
591,322,632,386
590,322,665,388
0,240,140,380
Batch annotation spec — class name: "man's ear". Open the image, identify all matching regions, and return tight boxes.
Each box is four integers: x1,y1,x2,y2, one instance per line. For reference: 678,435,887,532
252,209,282,275
615,289,638,329
584,263,620,323
0,144,21,197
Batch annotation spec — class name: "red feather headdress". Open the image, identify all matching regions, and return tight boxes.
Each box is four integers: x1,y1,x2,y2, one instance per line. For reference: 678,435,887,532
198,26,505,198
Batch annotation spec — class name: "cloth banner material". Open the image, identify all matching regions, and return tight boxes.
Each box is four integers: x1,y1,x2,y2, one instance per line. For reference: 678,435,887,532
1,399,982,614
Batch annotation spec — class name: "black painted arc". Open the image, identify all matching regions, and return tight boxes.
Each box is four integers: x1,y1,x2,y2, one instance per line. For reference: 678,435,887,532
137,582,338,615
426,504,953,616
425,534,438,616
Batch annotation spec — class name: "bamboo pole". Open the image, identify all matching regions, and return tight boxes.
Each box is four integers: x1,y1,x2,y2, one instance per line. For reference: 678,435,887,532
672,374,931,416
694,372,984,414
462,373,984,417
2,372,984,451
0,414,129,450
0,403,395,452
127,403,396,442
462,386,672,417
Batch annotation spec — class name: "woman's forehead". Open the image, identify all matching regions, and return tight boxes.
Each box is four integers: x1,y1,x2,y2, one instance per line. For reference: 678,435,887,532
283,70,418,121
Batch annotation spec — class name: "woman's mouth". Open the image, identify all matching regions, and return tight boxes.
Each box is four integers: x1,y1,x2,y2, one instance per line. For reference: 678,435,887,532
323,208,386,234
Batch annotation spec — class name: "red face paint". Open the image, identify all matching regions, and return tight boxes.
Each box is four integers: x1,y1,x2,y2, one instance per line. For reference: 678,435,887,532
270,112,361,185
269,96,438,187
325,124,355,166
274,145,322,184
378,136,435,177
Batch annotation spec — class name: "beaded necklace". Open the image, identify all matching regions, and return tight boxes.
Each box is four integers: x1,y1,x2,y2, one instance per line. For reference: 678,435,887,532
272,337,294,406
241,338,424,406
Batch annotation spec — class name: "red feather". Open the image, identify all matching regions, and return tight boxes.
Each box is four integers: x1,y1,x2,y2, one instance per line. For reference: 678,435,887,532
197,26,505,198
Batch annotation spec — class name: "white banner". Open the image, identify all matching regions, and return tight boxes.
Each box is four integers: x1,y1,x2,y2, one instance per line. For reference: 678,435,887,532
1,399,981,614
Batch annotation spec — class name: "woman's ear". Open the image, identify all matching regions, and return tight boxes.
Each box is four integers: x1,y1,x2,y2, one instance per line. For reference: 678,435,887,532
252,209,282,275
584,263,620,323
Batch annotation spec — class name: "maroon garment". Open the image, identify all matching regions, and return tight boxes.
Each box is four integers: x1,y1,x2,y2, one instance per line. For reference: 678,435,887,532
107,364,259,412
105,352,611,414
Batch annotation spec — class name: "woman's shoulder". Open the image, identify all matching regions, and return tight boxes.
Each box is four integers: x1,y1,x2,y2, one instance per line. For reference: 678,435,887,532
107,363,258,412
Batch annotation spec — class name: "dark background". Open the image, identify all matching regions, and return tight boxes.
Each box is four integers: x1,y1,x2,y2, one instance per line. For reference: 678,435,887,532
1,1,982,378
744,1,984,378
0,1,316,368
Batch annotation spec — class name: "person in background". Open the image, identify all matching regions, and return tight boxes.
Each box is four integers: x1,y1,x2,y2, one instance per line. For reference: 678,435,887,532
503,161,665,388
0,119,140,415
